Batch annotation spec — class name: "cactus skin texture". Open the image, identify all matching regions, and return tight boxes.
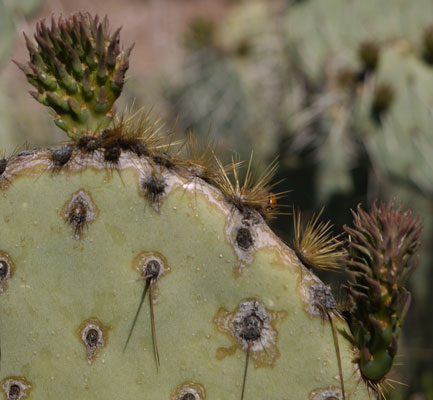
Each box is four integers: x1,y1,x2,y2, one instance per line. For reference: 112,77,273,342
343,201,423,390
0,149,371,399
1,12,422,399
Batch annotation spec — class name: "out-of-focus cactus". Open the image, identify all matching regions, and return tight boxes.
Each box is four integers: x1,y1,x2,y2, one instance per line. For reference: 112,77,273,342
285,0,433,83
283,0,433,199
355,48,433,197
166,16,252,157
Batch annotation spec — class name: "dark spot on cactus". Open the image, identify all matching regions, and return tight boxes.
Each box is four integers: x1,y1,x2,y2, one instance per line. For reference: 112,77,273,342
62,190,98,239
126,252,171,366
0,158,8,176
241,210,260,227
310,284,337,317
78,318,109,364
68,200,87,236
52,146,73,167
101,127,149,161
230,194,245,213
131,142,147,156
142,174,166,209
187,165,205,179
238,314,263,341
236,228,253,250
0,377,32,400
0,260,9,279
77,134,102,152
146,260,160,279
16,151,33,157
233,303,265,345
8,384,20,399
214,299,287,369
307,284,346,399
309,387,344,400
229,301,282,400
171,381,206,400
0,252,14,293
133,251,171,280
153,153,175,169
104,145,121,163
86,329,99,347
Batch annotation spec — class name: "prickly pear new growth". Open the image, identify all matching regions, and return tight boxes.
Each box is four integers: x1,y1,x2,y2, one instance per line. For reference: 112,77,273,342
342,201,423,394
14,13,133,140
0,12,423,400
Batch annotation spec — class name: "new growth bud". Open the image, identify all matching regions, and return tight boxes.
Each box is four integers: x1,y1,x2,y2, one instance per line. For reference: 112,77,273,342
343,200,422,384
15,13,133,140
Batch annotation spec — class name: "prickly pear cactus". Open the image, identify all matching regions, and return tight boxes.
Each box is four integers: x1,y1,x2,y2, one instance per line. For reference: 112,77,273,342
0,13,421,400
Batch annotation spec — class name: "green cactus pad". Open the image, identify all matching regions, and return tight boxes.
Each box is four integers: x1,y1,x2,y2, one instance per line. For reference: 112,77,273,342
0,151,371,399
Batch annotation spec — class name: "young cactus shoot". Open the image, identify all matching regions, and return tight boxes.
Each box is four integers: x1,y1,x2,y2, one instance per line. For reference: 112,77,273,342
14,13,133,140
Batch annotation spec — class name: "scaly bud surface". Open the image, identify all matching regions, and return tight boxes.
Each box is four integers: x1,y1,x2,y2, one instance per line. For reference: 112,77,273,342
343,201,423,383
15,13,133,140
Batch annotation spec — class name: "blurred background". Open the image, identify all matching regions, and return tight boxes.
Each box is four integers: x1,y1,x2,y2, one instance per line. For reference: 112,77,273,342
1,0,432,398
